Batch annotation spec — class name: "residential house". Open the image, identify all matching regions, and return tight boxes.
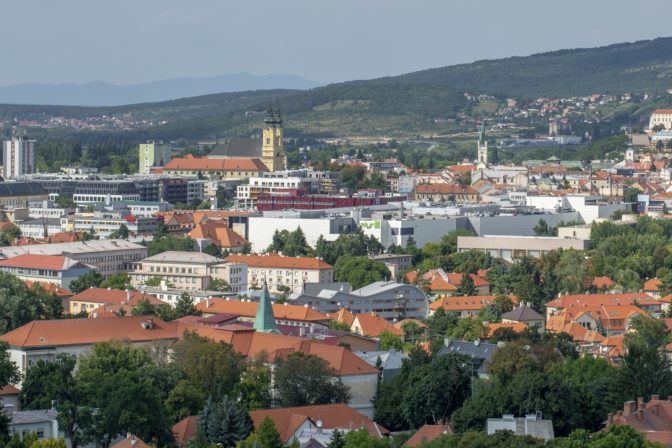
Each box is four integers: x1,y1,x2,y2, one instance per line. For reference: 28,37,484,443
248,404,389,444
437,340,500,378
644,278,662,299
546,305,648,337
111,434,152,448
9,410,62,442
501,302,546,333
429,295,518,318
172,416,198,448
66,287,166,315
188,220,248,253
482,322,528,339
405,425,453,447
350,313,402,338
0,254,91,290
356,350,407,381
545,293,660,318
407,269,490,296
606,397,672,447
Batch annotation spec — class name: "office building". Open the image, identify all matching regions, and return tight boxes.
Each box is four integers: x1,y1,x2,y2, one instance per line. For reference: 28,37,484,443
2,137,36,179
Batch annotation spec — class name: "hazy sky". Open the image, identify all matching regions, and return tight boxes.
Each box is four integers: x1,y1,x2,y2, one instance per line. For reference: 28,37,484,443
2,0,668,86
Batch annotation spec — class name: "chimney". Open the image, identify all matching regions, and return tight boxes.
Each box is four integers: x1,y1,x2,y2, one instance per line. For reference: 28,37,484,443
637,396,645,410
147,318,154,329
636,409,644,421
126,289,131,302
624,401,637,415
607,413,614,424
652,395,660,401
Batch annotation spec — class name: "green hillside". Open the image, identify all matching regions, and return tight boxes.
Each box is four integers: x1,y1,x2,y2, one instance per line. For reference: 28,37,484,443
3,37,672,141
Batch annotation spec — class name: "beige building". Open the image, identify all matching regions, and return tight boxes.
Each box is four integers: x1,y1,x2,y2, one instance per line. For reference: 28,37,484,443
225,253,334,294
649,109,672,130
414,184,480,203
130,251,247,292
457,235,590,262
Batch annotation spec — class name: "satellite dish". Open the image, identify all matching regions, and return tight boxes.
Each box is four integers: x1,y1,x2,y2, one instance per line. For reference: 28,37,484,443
316,420,323,428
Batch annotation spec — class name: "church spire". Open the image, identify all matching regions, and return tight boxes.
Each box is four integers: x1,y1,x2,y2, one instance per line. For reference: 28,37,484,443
254,279,279,333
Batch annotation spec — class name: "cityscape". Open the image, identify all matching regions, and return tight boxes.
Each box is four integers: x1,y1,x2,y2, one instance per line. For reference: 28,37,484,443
2,2,672,448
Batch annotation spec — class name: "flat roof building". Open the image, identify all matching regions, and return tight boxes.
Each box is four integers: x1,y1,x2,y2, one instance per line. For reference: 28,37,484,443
457,235,590,262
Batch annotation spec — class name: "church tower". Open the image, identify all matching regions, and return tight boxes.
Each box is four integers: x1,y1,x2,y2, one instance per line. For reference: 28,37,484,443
476,121,488,168
262,108,286,172
253,279,280,334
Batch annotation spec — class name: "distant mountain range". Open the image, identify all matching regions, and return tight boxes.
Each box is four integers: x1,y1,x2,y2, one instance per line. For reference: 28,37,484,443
0,73,322,106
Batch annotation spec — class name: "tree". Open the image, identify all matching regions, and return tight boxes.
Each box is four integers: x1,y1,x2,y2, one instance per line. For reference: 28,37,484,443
533,219,553,236
173,292,200,319
202,243,221,257
401,353,471,428
274,352,350,407
327,429,346,448
0,273,63,333
208,278,230,292
0,224,21,246
379,331,403,351
99,273,132,291
234,360,272,411
144,276,162,288
69,270,103,294
109,224,130,240
20,354,92,448
172,332,245,400
456,274,476,296
0,342,20,444
620,315,672,400
131,298,158,317
147,236,195,256
238,417,283,448
55,195,76,209
623,187,642,203
198,395,252,448
164,380,206,424
334,256,391,289
76,342,173,448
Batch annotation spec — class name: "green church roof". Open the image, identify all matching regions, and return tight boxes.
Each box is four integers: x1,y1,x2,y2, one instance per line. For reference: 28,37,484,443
253,279,280,334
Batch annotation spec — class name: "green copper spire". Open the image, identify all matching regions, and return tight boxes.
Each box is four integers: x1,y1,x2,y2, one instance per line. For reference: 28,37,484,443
254,279,279,333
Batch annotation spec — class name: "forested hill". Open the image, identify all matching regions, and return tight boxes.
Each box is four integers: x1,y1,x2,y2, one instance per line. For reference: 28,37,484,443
387,37,672,98
2,37,672,141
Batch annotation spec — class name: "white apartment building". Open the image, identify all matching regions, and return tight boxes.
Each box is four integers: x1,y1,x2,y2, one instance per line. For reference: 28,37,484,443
649,109,672,130
2,137,36,179
130,251,247,292
225,253,334,294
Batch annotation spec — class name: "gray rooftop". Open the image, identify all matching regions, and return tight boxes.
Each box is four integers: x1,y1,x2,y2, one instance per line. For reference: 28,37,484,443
11,409,59,425
501,302,545,322
352,281,412,296
209,138,262,158
302,282,352,296
437,340,500,376
142,251,220,264
0,240,146,259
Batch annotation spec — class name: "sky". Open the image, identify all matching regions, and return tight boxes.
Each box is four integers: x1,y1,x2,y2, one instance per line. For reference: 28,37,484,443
2,0,669,87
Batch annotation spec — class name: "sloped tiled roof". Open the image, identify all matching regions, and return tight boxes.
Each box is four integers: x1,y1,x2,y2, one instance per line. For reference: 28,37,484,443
225,254,333,270
172,416,198,448
591,276,615,289
405,424,452,447
352,313,402,337
0,316,178,348
546,293,655,309
483,322,527,338
430,295,518,312
249,404,388,442
196,299,329,322
69,288,165,306
415,184,479,194
644,278,662,292
188,221,248,248
0,254,84,271
501,302,544,322
110,435,152,448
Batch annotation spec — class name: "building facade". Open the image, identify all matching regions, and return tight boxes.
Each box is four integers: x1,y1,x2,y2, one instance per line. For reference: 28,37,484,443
139,141,173,174
2,137,35,179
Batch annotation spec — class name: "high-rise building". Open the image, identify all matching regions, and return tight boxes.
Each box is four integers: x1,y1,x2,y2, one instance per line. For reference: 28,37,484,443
138,141,173,174
2,137,36,179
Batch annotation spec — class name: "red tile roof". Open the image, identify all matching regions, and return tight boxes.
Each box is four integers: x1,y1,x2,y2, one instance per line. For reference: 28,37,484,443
188,221,248,248
430,295,518,312
196,299,330,322
352,313,402,337
591,276,615,289
0,316,178,348
225,254,333,270
172,416,198,448
546,293,656,309
644,278,662,292
405,424,452,447
69,288,165,306
0,254,80,271
110,435,151,448
249,404,388,442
